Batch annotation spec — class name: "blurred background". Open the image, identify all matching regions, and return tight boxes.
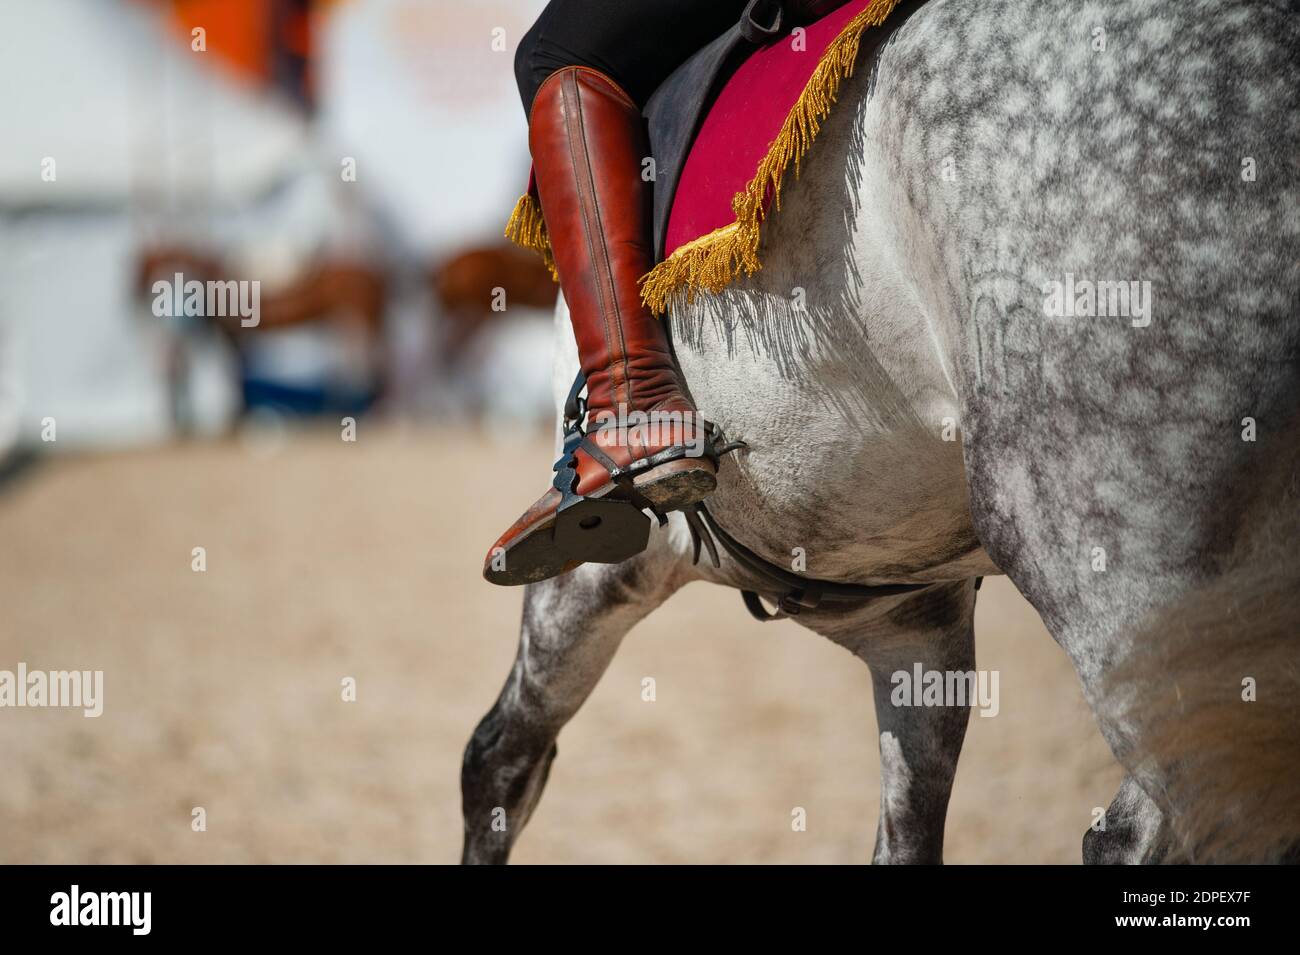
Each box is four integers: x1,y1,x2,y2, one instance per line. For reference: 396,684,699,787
0,0,1120,863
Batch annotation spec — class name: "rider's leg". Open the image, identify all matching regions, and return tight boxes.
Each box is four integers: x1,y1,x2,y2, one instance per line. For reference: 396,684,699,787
513,0,747,114
484,0,748,586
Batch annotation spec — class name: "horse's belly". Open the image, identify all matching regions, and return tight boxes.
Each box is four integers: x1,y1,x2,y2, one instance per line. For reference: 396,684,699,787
677,327,997,584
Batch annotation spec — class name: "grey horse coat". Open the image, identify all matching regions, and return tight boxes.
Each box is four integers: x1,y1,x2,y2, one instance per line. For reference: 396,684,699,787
463,0,1300,863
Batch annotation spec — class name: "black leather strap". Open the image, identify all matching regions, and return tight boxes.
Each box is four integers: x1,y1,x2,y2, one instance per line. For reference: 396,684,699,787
743,590,783,621
690,501,961,622
577,434,621,474
563,369,587,426
741,0,786,43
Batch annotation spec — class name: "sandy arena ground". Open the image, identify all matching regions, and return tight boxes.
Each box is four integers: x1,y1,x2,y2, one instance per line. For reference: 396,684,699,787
0,425,1122,863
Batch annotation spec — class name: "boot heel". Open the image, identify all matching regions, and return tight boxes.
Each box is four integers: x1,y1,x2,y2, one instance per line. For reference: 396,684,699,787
634,457,717,511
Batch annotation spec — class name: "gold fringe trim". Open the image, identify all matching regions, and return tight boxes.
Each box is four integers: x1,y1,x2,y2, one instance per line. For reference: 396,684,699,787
639,0,901,314
504,192,558,281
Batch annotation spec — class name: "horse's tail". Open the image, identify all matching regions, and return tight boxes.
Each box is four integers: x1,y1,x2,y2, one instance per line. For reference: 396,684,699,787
1107,412,1300,863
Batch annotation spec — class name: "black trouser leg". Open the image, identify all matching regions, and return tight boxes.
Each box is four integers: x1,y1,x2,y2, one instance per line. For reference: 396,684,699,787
514,0,750,114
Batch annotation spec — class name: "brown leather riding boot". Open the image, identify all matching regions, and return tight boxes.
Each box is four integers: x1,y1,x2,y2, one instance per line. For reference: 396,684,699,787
483,66,719,586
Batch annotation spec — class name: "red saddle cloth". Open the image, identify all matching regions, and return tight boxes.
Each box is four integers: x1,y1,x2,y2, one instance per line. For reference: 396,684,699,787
664,0,880,260
636,0,900,312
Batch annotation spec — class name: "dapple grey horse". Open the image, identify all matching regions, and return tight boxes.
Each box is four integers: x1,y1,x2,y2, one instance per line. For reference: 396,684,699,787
462,0,1300,863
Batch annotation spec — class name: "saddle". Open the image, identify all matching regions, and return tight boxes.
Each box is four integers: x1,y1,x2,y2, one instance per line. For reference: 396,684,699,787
641,0,926,311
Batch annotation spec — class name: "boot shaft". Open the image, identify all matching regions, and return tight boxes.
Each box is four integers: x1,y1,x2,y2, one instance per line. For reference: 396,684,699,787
528,66,686,417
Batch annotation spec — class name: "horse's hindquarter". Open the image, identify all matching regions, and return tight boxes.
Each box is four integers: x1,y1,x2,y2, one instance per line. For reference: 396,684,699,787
871,0,1300,640
668,0,1299,600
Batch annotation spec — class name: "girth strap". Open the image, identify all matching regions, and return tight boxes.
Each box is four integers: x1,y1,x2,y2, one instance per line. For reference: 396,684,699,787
689,501,952,622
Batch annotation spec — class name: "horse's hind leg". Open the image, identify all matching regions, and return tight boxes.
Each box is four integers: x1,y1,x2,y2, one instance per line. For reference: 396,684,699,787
461,553,682,864
1083,773,1172,864
811,581,977,864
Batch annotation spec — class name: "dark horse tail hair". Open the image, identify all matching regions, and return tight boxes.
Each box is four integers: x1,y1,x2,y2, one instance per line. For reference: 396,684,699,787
1106,409,1300,863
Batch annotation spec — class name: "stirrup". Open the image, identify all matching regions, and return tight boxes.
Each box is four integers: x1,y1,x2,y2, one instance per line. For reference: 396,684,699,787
549,371,744,564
